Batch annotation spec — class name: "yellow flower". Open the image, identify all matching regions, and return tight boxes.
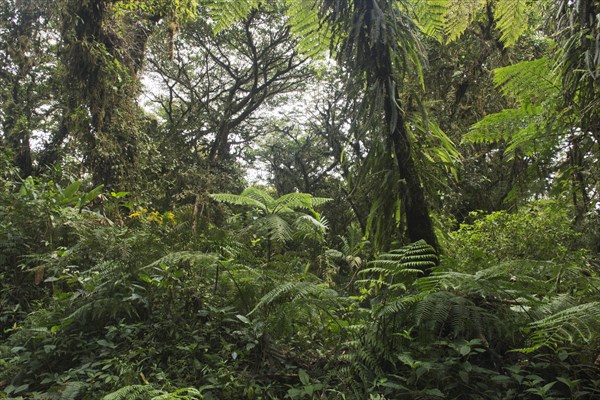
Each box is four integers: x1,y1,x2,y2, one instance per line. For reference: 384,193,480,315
164,211,176,223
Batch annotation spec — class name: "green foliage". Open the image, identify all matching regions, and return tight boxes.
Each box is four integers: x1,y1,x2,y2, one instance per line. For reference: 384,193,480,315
493,0,529,47
210,187,331,253
446,201,582,268
103,385,202,400
1,2,599,399
204,0,260,33
285,0,330,57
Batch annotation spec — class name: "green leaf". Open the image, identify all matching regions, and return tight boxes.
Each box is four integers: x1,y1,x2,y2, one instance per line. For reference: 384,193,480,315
424,388,445,398
80,185,105,206
60,181,82,203
299,369,310,386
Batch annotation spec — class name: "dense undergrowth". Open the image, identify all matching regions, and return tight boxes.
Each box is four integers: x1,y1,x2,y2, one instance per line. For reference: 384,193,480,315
1,174,599,399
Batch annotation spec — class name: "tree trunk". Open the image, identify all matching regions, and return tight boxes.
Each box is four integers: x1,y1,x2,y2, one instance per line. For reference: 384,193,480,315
385,93,439,251
358,0,438,252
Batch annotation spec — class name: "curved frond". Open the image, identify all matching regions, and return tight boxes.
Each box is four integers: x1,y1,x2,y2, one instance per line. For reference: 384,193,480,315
285,0,330,57
464,106,543,145
103,385,161,400
204,0,260,33
493,58,559,102
493,0,529,47
250,281,338,315
294,214,328,232
414,291,503,339
210,192,268,211
260,214,293,242
444,0,486,43
240,187,275,209
274,192,313,211
520,301,600,353
411,0,450,42
142,251,217,270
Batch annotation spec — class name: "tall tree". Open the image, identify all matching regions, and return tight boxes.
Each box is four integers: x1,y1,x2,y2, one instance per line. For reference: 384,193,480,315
0,0,55,177
318,0,439,251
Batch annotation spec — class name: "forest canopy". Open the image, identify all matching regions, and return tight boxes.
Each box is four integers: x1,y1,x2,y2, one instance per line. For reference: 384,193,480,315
1,0,599,399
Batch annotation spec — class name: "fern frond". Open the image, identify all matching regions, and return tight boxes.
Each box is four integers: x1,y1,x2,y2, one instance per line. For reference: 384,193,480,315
414,291,502,339
310,196,334,207
103,385,202,400
362,240,437,285
379,291,426,316
260,214,293,242
411,0,450,42
61,381,85,400
285,0,330,57
153,387,202,399
249,281,337,315
103,384,161,400
493,0,528,47
444,0,486,43
204,0,260,33
519,301,600,353
464,106,542,145
294,214,328,232
240,187,276,209
493,58,558,102
274,192,314,211
142,251,217,270
209,193,267,211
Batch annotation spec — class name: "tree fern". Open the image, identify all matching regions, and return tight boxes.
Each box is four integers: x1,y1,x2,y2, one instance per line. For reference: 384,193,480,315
413,291,503,340
259,214,293,242
103,385,202,400
494,0,529,47
285,0,330,57
464,58,560,147
239,187,276,209
520,301,600,353
492,57,558,103
211,187,331,245
464,105,545,146
357,241,438,295
204,0,260,33
250,281,339,315
410,0,451,42
444,0,486,43
209,192,268,211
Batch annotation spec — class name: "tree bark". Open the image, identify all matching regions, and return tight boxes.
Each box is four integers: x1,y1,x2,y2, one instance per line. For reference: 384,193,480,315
358,0,439,252
384,90,439,251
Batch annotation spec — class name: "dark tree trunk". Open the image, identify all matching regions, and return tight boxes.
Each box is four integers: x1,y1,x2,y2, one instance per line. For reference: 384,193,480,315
358,0,439,253
384,90,439,251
